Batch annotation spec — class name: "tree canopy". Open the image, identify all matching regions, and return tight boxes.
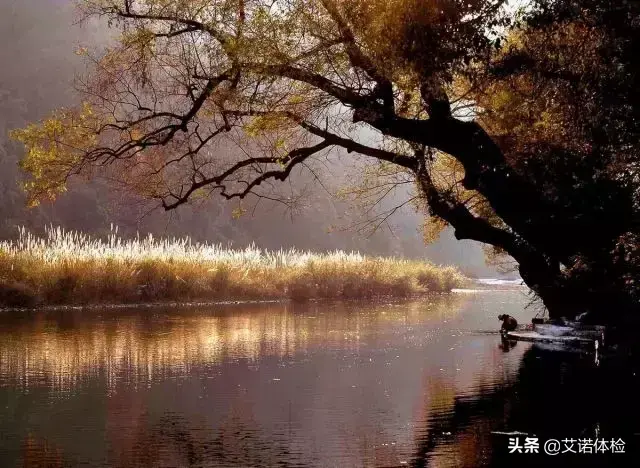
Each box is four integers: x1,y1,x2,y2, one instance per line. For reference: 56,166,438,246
12,0,640,320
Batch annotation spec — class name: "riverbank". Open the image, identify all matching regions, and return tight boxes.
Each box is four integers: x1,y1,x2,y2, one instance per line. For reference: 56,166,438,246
0,227,468,308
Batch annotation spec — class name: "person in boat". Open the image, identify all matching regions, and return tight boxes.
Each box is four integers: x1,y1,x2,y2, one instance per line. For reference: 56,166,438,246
498,314,518,333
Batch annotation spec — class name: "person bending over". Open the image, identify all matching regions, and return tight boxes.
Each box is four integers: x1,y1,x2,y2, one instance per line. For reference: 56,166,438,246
498,314,518,333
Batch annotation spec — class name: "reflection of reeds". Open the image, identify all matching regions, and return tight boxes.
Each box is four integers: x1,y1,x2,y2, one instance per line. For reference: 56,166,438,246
0,298,466,391
0,226,467,307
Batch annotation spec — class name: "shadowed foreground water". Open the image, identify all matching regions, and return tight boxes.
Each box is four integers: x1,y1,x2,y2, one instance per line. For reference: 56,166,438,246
0,291,639,467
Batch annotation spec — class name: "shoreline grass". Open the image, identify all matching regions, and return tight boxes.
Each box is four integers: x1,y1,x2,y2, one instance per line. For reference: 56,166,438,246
0,226,468,308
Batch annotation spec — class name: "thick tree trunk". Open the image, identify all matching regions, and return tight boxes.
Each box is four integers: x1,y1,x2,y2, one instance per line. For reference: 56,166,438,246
358,106,634,325
415,161,636,324
517,261,581,320
518,256,637,323
358,111,587,262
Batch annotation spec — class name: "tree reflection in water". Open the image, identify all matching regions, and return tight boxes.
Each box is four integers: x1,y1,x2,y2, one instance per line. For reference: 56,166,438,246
411,344,640,467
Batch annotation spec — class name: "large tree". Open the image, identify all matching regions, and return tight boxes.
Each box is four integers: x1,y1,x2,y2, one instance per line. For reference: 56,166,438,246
12,0,640,321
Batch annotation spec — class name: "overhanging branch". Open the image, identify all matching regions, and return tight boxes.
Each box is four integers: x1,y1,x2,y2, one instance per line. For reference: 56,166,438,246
222,109,418,170
160,140,332,210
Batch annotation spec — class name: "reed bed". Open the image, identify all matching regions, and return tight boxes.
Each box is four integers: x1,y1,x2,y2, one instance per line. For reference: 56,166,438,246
0,226,468,307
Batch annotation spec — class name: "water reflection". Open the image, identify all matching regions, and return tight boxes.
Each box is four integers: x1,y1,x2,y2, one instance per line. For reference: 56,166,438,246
498,335,518,352
0,297,466,391
411,344,640,467
3,291,629,467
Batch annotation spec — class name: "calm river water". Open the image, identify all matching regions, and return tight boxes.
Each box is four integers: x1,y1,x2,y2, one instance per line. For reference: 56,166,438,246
0,290,638,467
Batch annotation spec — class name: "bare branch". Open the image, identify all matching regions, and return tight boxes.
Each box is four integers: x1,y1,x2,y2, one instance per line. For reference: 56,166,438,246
223,109,418,170
160,140,332,210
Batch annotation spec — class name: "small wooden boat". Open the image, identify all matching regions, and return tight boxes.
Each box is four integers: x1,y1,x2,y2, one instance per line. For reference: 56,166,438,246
505,322,605,349
505,330,594,346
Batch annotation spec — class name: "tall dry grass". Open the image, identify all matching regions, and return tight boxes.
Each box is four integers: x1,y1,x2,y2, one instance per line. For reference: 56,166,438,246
0,226,468,307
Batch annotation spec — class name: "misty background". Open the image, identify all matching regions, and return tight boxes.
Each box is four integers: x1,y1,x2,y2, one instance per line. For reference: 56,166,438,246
0,0,503,277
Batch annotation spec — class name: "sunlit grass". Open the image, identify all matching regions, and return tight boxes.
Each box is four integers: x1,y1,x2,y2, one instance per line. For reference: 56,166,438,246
0,226,468,307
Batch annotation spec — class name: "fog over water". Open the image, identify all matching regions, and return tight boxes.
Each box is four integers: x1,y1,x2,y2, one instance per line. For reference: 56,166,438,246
0,0,499,277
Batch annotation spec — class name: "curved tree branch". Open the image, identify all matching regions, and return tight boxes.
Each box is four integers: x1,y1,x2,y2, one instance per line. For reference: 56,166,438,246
160,140,332,210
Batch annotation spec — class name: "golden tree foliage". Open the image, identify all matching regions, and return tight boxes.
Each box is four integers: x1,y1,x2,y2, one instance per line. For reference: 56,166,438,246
471,21,606,159
12,0,522,276
14,0,506,211
11,103,102,207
